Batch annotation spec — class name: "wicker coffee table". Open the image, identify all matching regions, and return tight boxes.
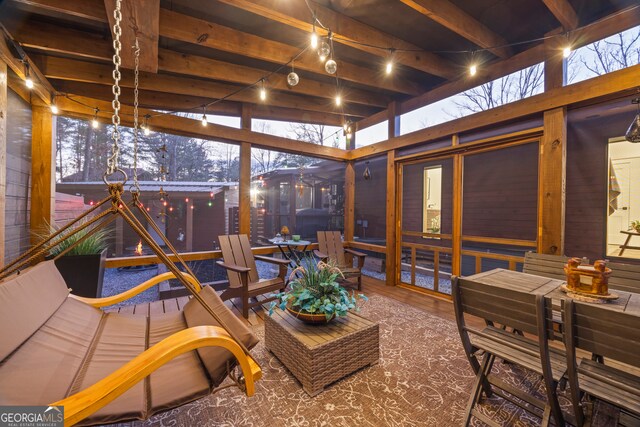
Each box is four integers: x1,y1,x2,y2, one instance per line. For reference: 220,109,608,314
265,310,379,396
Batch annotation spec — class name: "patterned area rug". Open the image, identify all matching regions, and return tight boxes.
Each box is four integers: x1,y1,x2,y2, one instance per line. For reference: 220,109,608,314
115,294,618,427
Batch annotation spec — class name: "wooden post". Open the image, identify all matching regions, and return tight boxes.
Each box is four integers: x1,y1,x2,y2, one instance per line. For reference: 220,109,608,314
289,174,297,233
344,161,355,241
452,152,463,276
30,105,56,245
385,101,399,286
385,150,396,286
239,104,251,236
185,198,193,251
0,61,7,265
538,107,567,255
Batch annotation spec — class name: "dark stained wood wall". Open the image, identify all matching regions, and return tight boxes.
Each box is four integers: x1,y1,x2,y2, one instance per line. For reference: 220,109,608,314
355,156,387,241
565,101,636,261
4,89,32,264
462,142,539,240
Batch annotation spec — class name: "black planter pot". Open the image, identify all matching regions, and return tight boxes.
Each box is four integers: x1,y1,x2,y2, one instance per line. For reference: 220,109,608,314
54,248,107,298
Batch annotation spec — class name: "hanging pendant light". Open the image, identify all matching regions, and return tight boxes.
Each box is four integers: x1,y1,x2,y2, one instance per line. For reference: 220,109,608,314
363,161,372,180
626,97,640,143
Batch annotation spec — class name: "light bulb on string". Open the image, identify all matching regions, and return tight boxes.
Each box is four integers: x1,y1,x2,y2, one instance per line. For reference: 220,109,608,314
325,59,337,74
310,24,318,49
260,79,267,101
201,107,208,126
142,114,152,135
24,63,34,89
287,62,299,87
318,41,330,61
469,64,477,76
562,32,572,58
385,48,395,75
335,94,342,106
50,103,59,115
91,108,100,129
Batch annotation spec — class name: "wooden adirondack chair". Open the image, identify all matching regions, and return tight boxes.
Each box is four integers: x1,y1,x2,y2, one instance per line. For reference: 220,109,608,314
314,231,366,290
217,235,289,318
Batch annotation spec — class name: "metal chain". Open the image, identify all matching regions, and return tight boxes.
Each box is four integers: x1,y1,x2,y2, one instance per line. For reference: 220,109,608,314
107,0,123,178
131,37,141,193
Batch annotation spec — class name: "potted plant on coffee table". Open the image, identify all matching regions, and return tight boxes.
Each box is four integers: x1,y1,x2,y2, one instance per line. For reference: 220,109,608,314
35,221,110,298
269,258,367,324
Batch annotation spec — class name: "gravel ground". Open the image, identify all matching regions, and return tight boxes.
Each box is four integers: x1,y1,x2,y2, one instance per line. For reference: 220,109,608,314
102,267,160,308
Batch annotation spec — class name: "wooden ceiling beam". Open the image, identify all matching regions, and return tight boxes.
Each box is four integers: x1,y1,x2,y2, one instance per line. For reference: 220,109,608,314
217,0,457,79
10,20,390,108
542,0,579,30
32,54,380,118
0,24,53,105
356,5,640,131
103,0,159,72
51,80,346,126
8,0,423,96
55,95,349,160
398,0,512,58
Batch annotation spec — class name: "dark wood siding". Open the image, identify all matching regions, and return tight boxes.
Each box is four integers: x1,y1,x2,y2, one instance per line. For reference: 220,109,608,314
355,156,387,241
565,101,636,261
462,142,539,240
4,89,32,264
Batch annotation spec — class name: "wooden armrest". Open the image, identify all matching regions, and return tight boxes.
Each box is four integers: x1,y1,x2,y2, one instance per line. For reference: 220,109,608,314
254,255,290,265
314,250,328,259
216,261,251,274
51,325,262,426
71,272,201,308
345,248,367,258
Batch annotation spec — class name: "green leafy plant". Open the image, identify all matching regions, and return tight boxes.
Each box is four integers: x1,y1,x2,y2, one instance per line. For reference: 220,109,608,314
32,220,110,256
269,258,367,321
632,220,640,233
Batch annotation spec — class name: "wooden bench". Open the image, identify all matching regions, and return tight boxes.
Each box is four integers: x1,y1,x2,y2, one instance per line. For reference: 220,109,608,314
452,276,566,427
563,299,640,426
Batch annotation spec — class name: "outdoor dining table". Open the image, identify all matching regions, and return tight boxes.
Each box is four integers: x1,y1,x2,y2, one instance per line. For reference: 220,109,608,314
268,238,312,268
465,268,640,316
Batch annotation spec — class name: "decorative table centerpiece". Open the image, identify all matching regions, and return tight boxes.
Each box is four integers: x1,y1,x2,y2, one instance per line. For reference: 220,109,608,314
269,258,367,324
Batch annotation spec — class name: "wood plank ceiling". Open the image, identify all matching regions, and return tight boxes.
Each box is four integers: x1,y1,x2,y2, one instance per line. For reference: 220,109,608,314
0,0,636,127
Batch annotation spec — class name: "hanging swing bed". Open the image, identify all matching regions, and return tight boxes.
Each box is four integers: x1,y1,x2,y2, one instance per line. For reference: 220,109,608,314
0,3,262,425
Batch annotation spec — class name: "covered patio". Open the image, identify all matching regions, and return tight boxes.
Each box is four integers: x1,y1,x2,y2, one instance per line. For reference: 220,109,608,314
1,0,640,425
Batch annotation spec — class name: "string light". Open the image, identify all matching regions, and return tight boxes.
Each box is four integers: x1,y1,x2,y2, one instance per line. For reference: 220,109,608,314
201,106,208,126
310,24,318,49
318,40,330,62
260,79,267,101
469,64,477,76
91,108,100,128
385,48,395,75
335,94,342,106
50,104,59,114
563,46,572,58
142,114,151,135
287,62,299,87
24,63,34,89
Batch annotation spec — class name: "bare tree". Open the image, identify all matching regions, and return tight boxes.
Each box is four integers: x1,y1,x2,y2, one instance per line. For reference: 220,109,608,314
289,123,326,145
450,63,544,116
577,28,640,79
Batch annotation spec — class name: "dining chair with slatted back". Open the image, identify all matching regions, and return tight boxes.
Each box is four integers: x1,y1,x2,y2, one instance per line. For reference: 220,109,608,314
452,276,565,427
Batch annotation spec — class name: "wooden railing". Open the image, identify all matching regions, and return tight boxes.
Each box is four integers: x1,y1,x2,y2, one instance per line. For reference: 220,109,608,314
105,243,320,269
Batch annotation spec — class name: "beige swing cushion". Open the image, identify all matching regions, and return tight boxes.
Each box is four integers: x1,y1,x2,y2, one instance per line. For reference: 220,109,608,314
0,261,258,426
